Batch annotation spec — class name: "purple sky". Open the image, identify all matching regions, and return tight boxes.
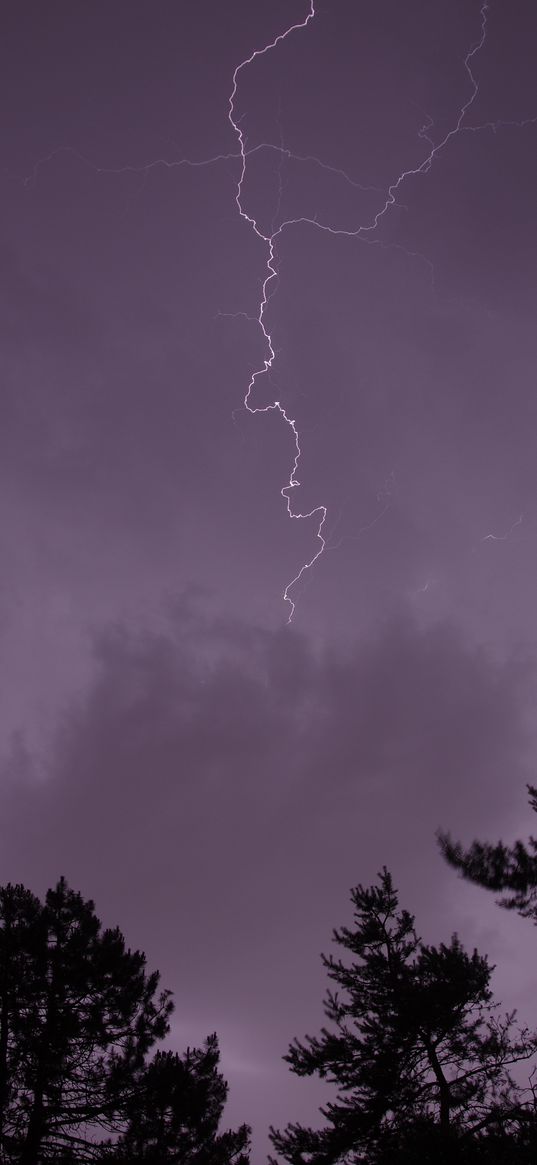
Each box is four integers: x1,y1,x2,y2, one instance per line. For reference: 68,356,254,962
3,0,537,1156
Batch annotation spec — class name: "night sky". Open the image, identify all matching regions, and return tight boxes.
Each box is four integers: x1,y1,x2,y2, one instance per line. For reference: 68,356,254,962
3,0,537,1157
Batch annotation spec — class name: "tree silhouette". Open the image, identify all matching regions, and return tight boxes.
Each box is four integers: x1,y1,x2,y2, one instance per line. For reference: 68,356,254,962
438,783,537,922
107,1036,251,1164
0,877,173,1162
269,869,536,1165
0,877,250,1165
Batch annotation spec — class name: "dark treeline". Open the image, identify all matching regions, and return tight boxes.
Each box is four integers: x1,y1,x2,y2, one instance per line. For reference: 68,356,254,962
3,788,537,1162
0,879,250,1164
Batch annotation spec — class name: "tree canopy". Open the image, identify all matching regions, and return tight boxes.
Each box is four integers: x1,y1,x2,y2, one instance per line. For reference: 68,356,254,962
438,783,537,922
269,869,537,1165
4,835,537,1163
110,1037,250,1165
0,877,250,1165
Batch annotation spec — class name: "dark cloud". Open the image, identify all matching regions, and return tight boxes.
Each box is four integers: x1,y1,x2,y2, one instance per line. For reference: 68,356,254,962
1,604,533,1153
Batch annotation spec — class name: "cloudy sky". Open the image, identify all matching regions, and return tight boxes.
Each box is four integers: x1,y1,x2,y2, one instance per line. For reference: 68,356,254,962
3,0,537,1155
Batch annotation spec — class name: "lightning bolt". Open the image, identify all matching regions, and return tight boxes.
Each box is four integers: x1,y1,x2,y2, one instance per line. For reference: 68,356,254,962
17,0,537,622
481,514,523,542
226,1,496,622
17,142,380,196
228,2,321,624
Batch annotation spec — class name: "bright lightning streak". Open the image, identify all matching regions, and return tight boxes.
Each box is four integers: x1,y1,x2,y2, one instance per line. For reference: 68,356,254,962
20,0,535,622
227,1,496,622
228,2,321,624
270,2,491,245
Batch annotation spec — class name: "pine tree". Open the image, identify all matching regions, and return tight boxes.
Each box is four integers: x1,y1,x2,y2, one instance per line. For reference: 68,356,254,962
269,869,536,1165
109,1035,251,1164
438,782,537,921
0,877,173,1163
